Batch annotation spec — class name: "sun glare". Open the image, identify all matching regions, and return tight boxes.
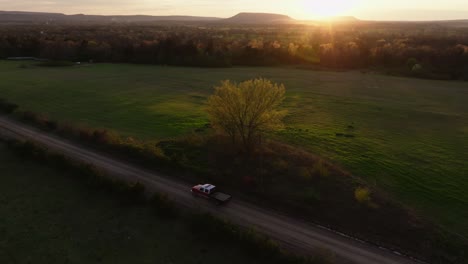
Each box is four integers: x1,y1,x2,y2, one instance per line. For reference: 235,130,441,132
300,0,360,19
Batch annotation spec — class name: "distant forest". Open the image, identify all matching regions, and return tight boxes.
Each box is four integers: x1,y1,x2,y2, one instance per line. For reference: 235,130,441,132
1,22,467,80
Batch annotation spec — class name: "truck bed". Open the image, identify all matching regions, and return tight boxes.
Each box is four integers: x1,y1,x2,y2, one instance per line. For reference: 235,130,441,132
211,192,232,203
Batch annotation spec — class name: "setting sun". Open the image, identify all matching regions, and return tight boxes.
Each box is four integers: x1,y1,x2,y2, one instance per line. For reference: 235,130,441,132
300,0,360,18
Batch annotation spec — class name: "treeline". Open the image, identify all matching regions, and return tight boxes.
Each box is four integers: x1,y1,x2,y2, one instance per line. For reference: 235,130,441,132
1,23,467,79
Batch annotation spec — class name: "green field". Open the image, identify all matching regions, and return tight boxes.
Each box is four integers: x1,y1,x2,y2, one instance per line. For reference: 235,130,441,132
1,61,467,238
0,141,280,264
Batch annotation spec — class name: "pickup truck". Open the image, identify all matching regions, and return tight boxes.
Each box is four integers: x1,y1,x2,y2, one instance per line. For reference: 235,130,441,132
191,184,232,205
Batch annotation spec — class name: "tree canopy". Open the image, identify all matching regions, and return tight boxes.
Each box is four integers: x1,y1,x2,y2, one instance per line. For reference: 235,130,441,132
1,23,467,80
207,78,286,151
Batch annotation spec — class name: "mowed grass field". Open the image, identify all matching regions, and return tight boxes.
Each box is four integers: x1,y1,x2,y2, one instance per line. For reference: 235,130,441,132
0,142,274,264
1,61,467,238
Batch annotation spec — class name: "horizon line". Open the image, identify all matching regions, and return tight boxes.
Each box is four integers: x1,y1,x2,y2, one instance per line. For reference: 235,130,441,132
2,9,468,22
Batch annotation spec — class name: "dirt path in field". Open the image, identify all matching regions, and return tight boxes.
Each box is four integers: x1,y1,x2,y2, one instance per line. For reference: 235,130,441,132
0,116,424,264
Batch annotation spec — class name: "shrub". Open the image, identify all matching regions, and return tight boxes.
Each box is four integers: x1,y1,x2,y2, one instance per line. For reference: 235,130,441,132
47,151,72,170
242,175,256,187
189,213,325,264
182,133,206,146
44,120,58,130
354,187,371,204
143,143,166,160
79,170,147,204
150,192,177,218
189,213,279,254
20,111,40,122
19,112,57,131
6,140,46,160
303,188,321,204
412,64,423,73
298,166,313,181
313,160,329,177
406,58,418,70
273,159,289,171
0,98,19,114
78,128,94,141
122,182,146,203
91,129,120,145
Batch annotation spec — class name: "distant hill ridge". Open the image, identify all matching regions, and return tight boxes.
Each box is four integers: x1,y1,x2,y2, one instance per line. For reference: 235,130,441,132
0,10,297,24
223,12,294,23
0,10,222,22
2,11,467,25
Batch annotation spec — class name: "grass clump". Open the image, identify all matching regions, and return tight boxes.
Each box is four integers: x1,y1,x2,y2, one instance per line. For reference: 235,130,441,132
354,187,379,209
355,187,371,204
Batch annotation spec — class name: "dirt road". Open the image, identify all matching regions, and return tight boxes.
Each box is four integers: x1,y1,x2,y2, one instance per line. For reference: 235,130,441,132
0,116,423,264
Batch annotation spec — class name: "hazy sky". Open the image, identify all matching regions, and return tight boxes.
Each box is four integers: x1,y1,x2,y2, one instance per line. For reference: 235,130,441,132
1,0,468,20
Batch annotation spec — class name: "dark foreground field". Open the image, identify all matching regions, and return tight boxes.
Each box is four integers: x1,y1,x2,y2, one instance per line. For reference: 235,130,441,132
0,60,467,239
0,141,286,264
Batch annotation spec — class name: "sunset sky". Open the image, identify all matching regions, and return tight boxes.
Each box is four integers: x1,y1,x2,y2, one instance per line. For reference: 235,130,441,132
1,0,468,20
